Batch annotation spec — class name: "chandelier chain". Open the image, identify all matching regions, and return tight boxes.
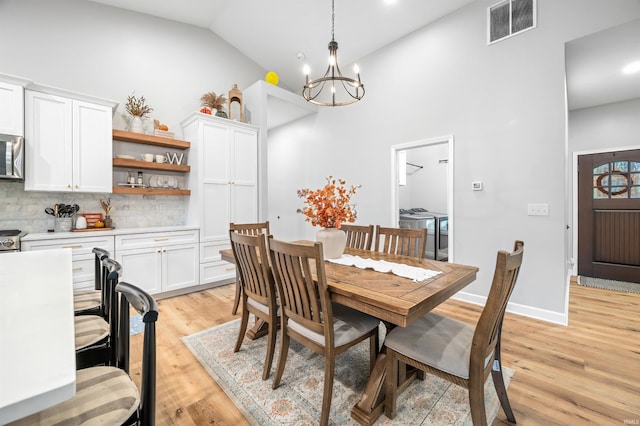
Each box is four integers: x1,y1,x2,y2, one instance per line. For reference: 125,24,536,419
331,0,335,41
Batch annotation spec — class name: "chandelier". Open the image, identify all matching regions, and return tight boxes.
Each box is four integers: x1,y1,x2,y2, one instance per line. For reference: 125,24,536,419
302,0,365,106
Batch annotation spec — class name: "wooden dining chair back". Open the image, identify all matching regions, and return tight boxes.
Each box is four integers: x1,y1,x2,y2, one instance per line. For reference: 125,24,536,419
268,239,380,426
229,221,271,315
374,225,427,259
229,231,279,380
383,240,524,425
229,221,270,236
341,224,374,250
73,247,110,315
19,281,159,426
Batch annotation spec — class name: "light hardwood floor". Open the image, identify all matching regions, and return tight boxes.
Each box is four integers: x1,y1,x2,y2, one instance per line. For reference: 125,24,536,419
128,279,640,425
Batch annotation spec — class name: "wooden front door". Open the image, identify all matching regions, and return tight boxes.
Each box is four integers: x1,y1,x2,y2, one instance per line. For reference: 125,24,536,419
578,150,640,283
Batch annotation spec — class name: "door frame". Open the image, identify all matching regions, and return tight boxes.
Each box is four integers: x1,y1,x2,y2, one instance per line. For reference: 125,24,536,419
391,135,455,261
571,143,640,276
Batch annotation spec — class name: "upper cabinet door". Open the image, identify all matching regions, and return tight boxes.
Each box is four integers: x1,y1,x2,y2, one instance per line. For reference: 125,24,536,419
72,100,112,193
24,90,73,192
25,91,113,193
0,81,25,136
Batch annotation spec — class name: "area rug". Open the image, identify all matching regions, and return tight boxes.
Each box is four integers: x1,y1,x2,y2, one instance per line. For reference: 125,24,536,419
578,276,640,295
182,319,514,425
130,314,144,336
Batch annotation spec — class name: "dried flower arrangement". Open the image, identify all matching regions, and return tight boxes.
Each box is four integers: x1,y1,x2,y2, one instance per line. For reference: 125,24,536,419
99,198,113,216
297,176,360,229
200,91,227,112
125,93,153,118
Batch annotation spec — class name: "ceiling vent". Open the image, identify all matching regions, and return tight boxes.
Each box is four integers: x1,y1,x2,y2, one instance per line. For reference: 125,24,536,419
488,0,536,44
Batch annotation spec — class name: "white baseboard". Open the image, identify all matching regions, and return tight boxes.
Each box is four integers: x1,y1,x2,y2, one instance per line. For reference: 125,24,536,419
452,291,568,326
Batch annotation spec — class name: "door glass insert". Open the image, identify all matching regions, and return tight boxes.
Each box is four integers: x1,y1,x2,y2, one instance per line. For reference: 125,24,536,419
592,161,640,199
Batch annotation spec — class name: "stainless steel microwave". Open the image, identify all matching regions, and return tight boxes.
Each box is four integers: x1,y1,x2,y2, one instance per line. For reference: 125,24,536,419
0,133,24,181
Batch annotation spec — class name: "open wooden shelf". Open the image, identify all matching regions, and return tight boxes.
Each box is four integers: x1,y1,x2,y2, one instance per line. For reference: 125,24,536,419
112,186,191,196
112,158,190,172
112,129,190,149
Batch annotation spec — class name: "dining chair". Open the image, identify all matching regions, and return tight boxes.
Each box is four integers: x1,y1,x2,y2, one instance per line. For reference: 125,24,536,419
268,239,380,426
229,231,279,380
341,223,375,250
229,221,271,315
73,247,109,315
383,240,524,425
374,225,427,259
75,257,121,369
16,280,158,426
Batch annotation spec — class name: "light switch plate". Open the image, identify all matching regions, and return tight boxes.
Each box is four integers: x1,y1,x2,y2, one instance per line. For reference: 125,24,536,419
528,203,549,216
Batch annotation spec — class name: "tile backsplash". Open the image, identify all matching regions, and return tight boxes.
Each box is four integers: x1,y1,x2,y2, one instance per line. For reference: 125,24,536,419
0,181,187,233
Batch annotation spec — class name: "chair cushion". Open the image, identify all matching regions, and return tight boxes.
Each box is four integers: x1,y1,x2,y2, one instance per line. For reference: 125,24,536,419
247,297,280,316
14,366,139,425
74,315,109,350
289,302,379,347
385,312,475,379
73,289,101,312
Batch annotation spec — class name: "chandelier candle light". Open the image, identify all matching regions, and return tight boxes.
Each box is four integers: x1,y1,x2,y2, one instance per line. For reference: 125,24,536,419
302,0,365,106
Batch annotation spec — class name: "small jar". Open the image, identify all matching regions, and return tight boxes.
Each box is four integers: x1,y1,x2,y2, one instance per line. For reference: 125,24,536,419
127,170,134,184
137,171,143,185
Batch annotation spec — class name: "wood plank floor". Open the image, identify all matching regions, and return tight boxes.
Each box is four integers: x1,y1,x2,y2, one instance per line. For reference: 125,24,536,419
127,278,640,425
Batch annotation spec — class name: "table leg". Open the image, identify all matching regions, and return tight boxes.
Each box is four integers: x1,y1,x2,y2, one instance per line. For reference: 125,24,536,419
351,347,420,425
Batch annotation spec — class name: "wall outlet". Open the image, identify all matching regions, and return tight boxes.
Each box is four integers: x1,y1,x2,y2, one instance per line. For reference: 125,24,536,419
472,181,483,191
528,203,549,216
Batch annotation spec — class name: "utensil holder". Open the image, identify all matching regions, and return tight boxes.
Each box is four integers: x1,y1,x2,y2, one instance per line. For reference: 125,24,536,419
54,217,73,232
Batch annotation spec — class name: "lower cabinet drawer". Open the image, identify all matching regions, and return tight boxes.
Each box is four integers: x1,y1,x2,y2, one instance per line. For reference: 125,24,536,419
22,236,114,257
72,255,95,289
200,240,230,263
200,260,235,285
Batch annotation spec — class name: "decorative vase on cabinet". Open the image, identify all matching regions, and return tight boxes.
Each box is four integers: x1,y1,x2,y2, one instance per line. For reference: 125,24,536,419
130,116,145,133
316,228,346,259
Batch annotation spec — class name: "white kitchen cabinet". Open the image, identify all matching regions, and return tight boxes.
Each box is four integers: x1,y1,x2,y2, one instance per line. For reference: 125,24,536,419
24,86,116,193
0,79,27,136
115,230,199,295
20,234,115,290
182,113,258,285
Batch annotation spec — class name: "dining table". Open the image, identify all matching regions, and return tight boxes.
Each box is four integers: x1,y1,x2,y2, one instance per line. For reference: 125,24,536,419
0,248,76,424
220,244,478,425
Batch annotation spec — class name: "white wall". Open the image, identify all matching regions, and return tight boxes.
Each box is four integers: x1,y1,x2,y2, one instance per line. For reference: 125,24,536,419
267,0,640,323
0,0,265,233
399,144,449,213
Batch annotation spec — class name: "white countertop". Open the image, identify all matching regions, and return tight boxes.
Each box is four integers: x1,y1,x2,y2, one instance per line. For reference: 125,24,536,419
0,249,76,423
21,224,199,241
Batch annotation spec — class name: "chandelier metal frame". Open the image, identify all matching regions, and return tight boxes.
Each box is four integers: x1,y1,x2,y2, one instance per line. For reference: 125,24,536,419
302,0,365,106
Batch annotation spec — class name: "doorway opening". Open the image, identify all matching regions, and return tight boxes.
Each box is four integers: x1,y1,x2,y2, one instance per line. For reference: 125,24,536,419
391,135,454,262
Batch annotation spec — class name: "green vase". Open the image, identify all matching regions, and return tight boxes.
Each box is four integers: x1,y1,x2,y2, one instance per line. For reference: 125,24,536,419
215,110,228,118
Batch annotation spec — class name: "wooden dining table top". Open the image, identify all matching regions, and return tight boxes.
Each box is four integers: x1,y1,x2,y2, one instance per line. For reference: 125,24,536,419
220,244,478,328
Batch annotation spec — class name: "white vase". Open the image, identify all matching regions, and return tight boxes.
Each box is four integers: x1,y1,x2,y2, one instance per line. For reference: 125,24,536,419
316,228,347,259
130,116,145,134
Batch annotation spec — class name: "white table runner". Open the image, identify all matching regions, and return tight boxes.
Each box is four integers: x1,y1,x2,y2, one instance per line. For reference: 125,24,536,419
327,254,442,282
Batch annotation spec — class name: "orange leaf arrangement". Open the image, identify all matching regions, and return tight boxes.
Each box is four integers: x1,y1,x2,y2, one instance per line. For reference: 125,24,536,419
297,176,360,229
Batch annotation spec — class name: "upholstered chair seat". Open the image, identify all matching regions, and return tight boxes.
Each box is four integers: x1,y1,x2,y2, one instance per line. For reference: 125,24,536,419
384,312,493,379
74,315,110,350
73,289,102,312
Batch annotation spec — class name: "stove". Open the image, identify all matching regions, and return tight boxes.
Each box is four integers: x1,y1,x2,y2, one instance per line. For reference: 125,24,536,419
0,229,25,253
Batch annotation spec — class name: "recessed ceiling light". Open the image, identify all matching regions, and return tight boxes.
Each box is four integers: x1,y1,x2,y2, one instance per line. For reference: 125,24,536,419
384,0,398,5
622,61,640,75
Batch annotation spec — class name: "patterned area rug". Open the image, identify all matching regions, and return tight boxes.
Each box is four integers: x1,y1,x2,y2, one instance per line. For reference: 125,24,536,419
130,314,144,336
182,319,514,425
578,276,640,295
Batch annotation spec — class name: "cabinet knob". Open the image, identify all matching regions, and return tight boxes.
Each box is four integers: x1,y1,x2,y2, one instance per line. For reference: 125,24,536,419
75,185,79,189
67,184,71,189
157,249,161,253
